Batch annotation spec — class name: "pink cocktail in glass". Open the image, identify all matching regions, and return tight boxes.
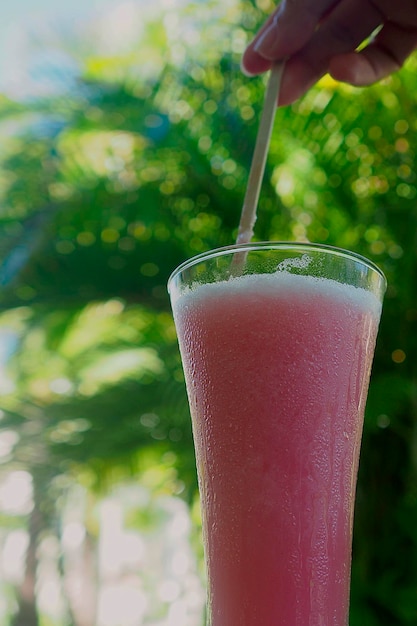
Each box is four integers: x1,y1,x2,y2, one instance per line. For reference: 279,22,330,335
168,242,385,625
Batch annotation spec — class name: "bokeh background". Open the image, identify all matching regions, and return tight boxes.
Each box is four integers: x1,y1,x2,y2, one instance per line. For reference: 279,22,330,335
0,0,416,624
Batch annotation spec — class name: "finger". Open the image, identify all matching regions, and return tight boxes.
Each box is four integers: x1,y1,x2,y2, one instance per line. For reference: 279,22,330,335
296,0,384,67
329,22,417,85
373,0,417,29
241,50,273,77
253,0,341,59
242,0,341,75
273,0,385,104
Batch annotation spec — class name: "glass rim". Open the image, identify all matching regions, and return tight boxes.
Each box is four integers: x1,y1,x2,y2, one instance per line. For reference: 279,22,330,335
167,241,387,292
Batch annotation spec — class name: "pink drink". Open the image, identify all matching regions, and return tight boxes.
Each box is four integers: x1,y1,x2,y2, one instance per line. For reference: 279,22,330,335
171,262,383,626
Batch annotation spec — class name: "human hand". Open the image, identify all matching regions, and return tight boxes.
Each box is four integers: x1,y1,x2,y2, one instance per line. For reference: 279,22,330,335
241,0,417,105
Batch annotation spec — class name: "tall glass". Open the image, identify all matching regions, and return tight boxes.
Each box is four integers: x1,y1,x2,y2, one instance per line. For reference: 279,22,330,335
168,242,386,626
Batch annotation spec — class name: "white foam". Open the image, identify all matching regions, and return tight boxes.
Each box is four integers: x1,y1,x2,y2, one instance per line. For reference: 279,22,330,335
174,269,382,320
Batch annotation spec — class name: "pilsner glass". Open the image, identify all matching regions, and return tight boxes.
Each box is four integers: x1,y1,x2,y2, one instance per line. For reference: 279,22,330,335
168,242,386,626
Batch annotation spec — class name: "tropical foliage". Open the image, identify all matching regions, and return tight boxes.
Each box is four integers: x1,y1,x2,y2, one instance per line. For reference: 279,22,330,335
0,0,416,624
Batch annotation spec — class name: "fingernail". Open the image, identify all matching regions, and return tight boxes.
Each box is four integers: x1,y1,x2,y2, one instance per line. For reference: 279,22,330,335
253,23,278,57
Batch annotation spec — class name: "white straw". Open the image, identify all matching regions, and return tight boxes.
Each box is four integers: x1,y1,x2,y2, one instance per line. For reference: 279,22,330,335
235,62,284,245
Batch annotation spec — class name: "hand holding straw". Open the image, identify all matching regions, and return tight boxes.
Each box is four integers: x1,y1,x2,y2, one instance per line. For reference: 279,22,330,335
235,62,284,246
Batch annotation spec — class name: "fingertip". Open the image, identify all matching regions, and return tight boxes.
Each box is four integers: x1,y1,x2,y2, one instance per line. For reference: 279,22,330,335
240,58,259,78
277,59,316,107
329,53,375,86
240,53,316,107
241,48,273,77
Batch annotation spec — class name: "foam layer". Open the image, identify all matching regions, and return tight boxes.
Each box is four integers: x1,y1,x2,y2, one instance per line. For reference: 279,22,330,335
175,270,382,320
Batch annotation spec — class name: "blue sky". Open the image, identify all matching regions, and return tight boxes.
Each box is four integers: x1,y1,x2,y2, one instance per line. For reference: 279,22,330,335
0,0,113,28
0,0,232,97
0,0,114,89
